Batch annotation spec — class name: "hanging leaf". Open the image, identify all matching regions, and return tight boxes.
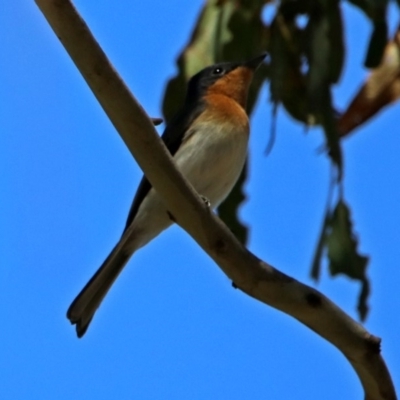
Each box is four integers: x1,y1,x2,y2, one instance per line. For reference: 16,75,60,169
326,199,370,320
365,19,388,68
326,1,345,84
310,173,335,281
319,91,343,180
305,0,343,175
217,160,249,244
269,1,343,175
305,1,345,101
310,206,331,281
269,13,309,123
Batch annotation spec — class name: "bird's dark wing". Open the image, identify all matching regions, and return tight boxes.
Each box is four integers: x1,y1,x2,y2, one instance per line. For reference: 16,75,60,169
123,100,206,233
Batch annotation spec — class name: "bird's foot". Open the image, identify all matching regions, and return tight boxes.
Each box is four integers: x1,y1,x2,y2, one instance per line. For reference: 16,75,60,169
200,195,211,207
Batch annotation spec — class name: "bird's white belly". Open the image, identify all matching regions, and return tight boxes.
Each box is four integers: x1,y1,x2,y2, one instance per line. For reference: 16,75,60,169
175,123,248,207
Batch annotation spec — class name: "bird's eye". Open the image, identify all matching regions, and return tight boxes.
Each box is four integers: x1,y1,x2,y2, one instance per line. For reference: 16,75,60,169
212,67,224,75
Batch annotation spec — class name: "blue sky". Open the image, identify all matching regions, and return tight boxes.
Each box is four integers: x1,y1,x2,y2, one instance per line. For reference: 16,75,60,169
2,1,399,399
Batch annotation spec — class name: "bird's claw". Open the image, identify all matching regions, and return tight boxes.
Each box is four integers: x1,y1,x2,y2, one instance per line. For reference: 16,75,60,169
200,195,211,207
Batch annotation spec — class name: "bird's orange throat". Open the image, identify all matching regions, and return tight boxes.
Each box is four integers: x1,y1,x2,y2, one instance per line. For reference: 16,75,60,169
206,66,254,109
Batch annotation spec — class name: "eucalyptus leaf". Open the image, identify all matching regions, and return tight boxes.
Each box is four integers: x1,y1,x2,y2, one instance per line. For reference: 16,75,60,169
326,199,370,319
270,13,309,123
310,204,332,281
217,161,249,245
365,20,388,68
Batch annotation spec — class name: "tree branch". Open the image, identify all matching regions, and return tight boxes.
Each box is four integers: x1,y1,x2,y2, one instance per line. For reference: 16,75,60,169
35,1,396,399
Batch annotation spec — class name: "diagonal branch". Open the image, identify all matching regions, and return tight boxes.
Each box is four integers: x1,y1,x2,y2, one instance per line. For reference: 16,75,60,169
35,1,396,399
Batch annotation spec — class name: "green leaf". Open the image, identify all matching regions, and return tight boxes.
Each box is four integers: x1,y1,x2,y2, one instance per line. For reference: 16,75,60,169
217,160,249,245
305,0,345,87
365,20,388,67
327,200,368,279
326,2,345,84
269,13,309,123
310,207,330,281
310,172,335,281
326,199,370,319
305,1,343,175
319,91,343,179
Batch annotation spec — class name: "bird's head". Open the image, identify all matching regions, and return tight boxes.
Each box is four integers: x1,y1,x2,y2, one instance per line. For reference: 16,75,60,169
186,53,266,108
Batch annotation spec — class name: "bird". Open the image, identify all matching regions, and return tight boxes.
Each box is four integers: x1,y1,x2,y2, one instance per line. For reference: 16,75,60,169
67,53,266,337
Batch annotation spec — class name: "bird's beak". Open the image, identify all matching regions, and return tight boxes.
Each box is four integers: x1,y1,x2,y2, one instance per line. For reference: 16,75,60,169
242,53,267,70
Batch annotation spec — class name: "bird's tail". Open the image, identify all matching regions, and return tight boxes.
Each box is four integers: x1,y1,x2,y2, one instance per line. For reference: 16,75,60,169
67,230,137,338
